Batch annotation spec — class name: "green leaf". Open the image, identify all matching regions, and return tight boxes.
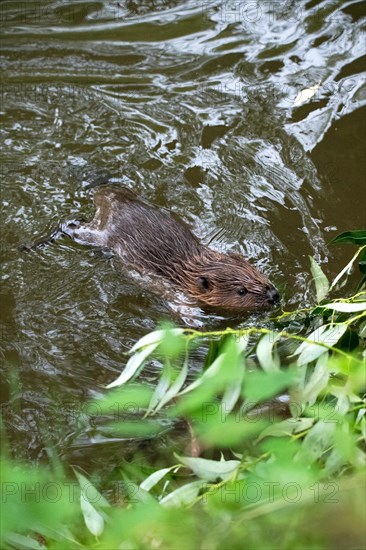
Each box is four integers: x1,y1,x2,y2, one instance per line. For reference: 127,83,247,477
236,332,251,353
256,331,281,372
195,414,266,447
158,325,186,358
297,420,336,464
301,352,330,405
102,419,163,438
334,424,359,463
130,328,185,353
177,455,240,482
359,320,366,338
106,343,158,389
4,534,47,550
179,337,245,399
356,272,366,292
331,230,366,245
92,385,154,415
295,324,348,365
220,376,244,415
80,492,104,537
258,417,314,440
243,369,297,402
73,470,110,508
145,362,172,415
337,328,359,352
309,256,329,302
296,342,326,367
73,470,109,537
153,356,189,413
140,465,179,492
120,481,156,505
321,301,366,312
32,525,81,547
330,246,365,290
0,460,78,543
219,341,246,414
359,249,366,274
160,481,202,507
178,352,227,396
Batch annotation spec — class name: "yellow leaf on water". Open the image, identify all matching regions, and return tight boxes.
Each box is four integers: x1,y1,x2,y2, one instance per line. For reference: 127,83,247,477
294,83,321,107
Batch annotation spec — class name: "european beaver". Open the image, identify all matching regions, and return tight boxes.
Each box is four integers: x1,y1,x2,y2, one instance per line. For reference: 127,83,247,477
59,186,279,312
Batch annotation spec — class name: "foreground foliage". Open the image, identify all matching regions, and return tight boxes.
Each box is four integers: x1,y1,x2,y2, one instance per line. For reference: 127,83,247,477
1,231,366,549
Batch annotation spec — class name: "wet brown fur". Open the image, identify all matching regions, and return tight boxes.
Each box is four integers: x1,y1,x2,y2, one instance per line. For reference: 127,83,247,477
65,186,279,312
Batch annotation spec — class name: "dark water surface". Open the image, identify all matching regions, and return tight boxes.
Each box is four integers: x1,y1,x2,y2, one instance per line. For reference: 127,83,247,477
1,0,365,465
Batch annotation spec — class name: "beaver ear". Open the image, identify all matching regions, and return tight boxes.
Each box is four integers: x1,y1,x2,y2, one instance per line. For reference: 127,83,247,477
197,276,211,292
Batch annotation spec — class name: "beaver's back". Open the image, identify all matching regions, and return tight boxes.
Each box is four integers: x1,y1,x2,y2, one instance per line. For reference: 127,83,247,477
90,187,202,274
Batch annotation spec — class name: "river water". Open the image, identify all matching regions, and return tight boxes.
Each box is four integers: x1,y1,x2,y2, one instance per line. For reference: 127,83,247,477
1,0,365,464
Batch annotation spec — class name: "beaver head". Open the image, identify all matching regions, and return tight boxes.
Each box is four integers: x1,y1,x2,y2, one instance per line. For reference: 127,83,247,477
170,249,279,312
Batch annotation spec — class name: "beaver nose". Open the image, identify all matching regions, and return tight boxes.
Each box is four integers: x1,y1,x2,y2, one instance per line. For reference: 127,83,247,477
266,286,280,304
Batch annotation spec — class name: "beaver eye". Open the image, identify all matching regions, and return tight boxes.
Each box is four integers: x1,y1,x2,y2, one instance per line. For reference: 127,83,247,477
198,276,211,291
237,288,247,296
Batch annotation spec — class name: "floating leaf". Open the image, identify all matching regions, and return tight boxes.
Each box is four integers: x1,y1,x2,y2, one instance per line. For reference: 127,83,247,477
294,82,320,106
177,455,240,482
106,343,158,389
309,256,329,302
